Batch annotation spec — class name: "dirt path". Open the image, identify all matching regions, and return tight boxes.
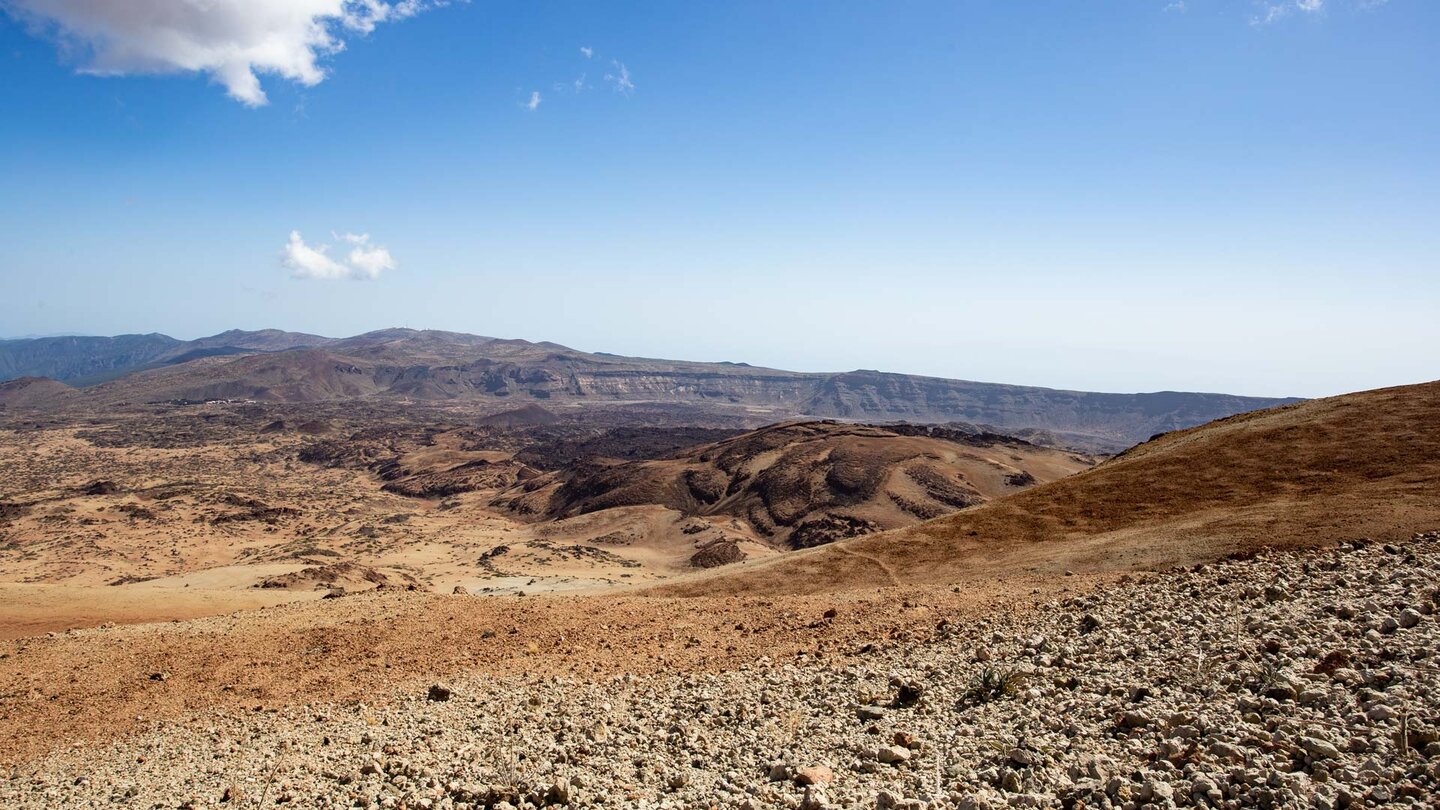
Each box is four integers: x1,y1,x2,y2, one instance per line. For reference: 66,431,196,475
833,544,902,587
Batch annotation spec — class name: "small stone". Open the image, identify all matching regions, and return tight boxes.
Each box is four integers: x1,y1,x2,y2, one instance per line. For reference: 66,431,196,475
1262,682,1297,702
426,684,452,702
1009,748,1040,767
893,680,923,708
1366,704,1397,721
794,765,833,786
799,786,827,810
877,745,911,764
1139,779,1174,803
1210,742,1247,764
1398,608,1422,628
857,705,886,721
1299,736,1342,760
1118,710,1151,729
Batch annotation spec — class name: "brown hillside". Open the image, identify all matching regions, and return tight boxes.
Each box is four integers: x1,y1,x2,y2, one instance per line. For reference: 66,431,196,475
493,421,1095,551
0,376,74,408
658,381,1440,595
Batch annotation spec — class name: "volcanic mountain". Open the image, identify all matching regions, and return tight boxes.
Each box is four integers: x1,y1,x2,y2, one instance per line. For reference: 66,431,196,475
661,380,1440,595
1,328,1298,449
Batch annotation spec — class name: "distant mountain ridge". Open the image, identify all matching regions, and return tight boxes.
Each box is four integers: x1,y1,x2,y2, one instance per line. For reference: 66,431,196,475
0,329,329,386
0,328,1301,448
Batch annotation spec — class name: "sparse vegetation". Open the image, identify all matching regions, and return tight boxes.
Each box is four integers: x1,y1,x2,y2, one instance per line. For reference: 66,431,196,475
960,667,1027,707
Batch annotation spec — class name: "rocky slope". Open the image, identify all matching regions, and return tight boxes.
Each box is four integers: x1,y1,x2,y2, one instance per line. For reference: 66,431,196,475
5,534,1436,808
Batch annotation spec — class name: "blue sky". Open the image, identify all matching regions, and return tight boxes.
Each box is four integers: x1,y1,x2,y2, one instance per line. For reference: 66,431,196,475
1,0,1436,398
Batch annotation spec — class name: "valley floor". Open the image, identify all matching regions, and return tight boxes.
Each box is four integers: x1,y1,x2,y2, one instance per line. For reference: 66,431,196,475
4,535,1438,808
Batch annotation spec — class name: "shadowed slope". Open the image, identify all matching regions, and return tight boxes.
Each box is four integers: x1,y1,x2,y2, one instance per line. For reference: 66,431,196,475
657,381,1440,596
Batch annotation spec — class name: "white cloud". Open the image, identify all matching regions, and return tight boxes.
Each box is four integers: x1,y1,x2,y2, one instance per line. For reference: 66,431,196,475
1,0,445,106
1164,1,1187,12
604,61,634,95
346,244,396,279
579,46,592,59
282,230,394,280
523,90,541,111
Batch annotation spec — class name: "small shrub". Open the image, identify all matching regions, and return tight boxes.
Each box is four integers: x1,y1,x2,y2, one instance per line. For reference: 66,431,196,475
961,667,1026,707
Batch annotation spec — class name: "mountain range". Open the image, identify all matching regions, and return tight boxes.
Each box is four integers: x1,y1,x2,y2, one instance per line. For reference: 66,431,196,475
0,328,1300,449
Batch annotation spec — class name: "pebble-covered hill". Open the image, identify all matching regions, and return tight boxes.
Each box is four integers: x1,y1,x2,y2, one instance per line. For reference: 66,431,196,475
6,533,1437,808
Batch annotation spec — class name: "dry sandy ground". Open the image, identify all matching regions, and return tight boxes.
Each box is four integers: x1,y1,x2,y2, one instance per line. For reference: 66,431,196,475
0,583,318,641
0,572,1105,767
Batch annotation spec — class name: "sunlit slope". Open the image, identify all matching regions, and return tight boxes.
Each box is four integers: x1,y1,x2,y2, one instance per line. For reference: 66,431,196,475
659,381,1440,595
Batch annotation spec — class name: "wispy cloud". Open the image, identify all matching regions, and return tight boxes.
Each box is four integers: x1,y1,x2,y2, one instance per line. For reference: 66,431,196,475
1251,0,1328,25
604,61,634,95
552,73,586,94
530,48,630,107
283,230,395,280
0,0,448,106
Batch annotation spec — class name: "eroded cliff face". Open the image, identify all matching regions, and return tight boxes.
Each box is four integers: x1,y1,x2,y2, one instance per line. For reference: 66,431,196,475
61,332,1298,447
796,371,1299,443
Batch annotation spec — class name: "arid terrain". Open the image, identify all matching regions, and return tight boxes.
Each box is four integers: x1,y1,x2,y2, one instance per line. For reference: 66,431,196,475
1,335,1437,808
0,393,1092,640
5,0,1432,805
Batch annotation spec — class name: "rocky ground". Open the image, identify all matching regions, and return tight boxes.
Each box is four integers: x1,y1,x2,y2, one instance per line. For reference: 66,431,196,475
5,534,1439,809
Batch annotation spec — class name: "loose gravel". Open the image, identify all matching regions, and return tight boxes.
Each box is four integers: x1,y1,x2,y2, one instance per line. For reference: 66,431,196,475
5,533,1439,809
